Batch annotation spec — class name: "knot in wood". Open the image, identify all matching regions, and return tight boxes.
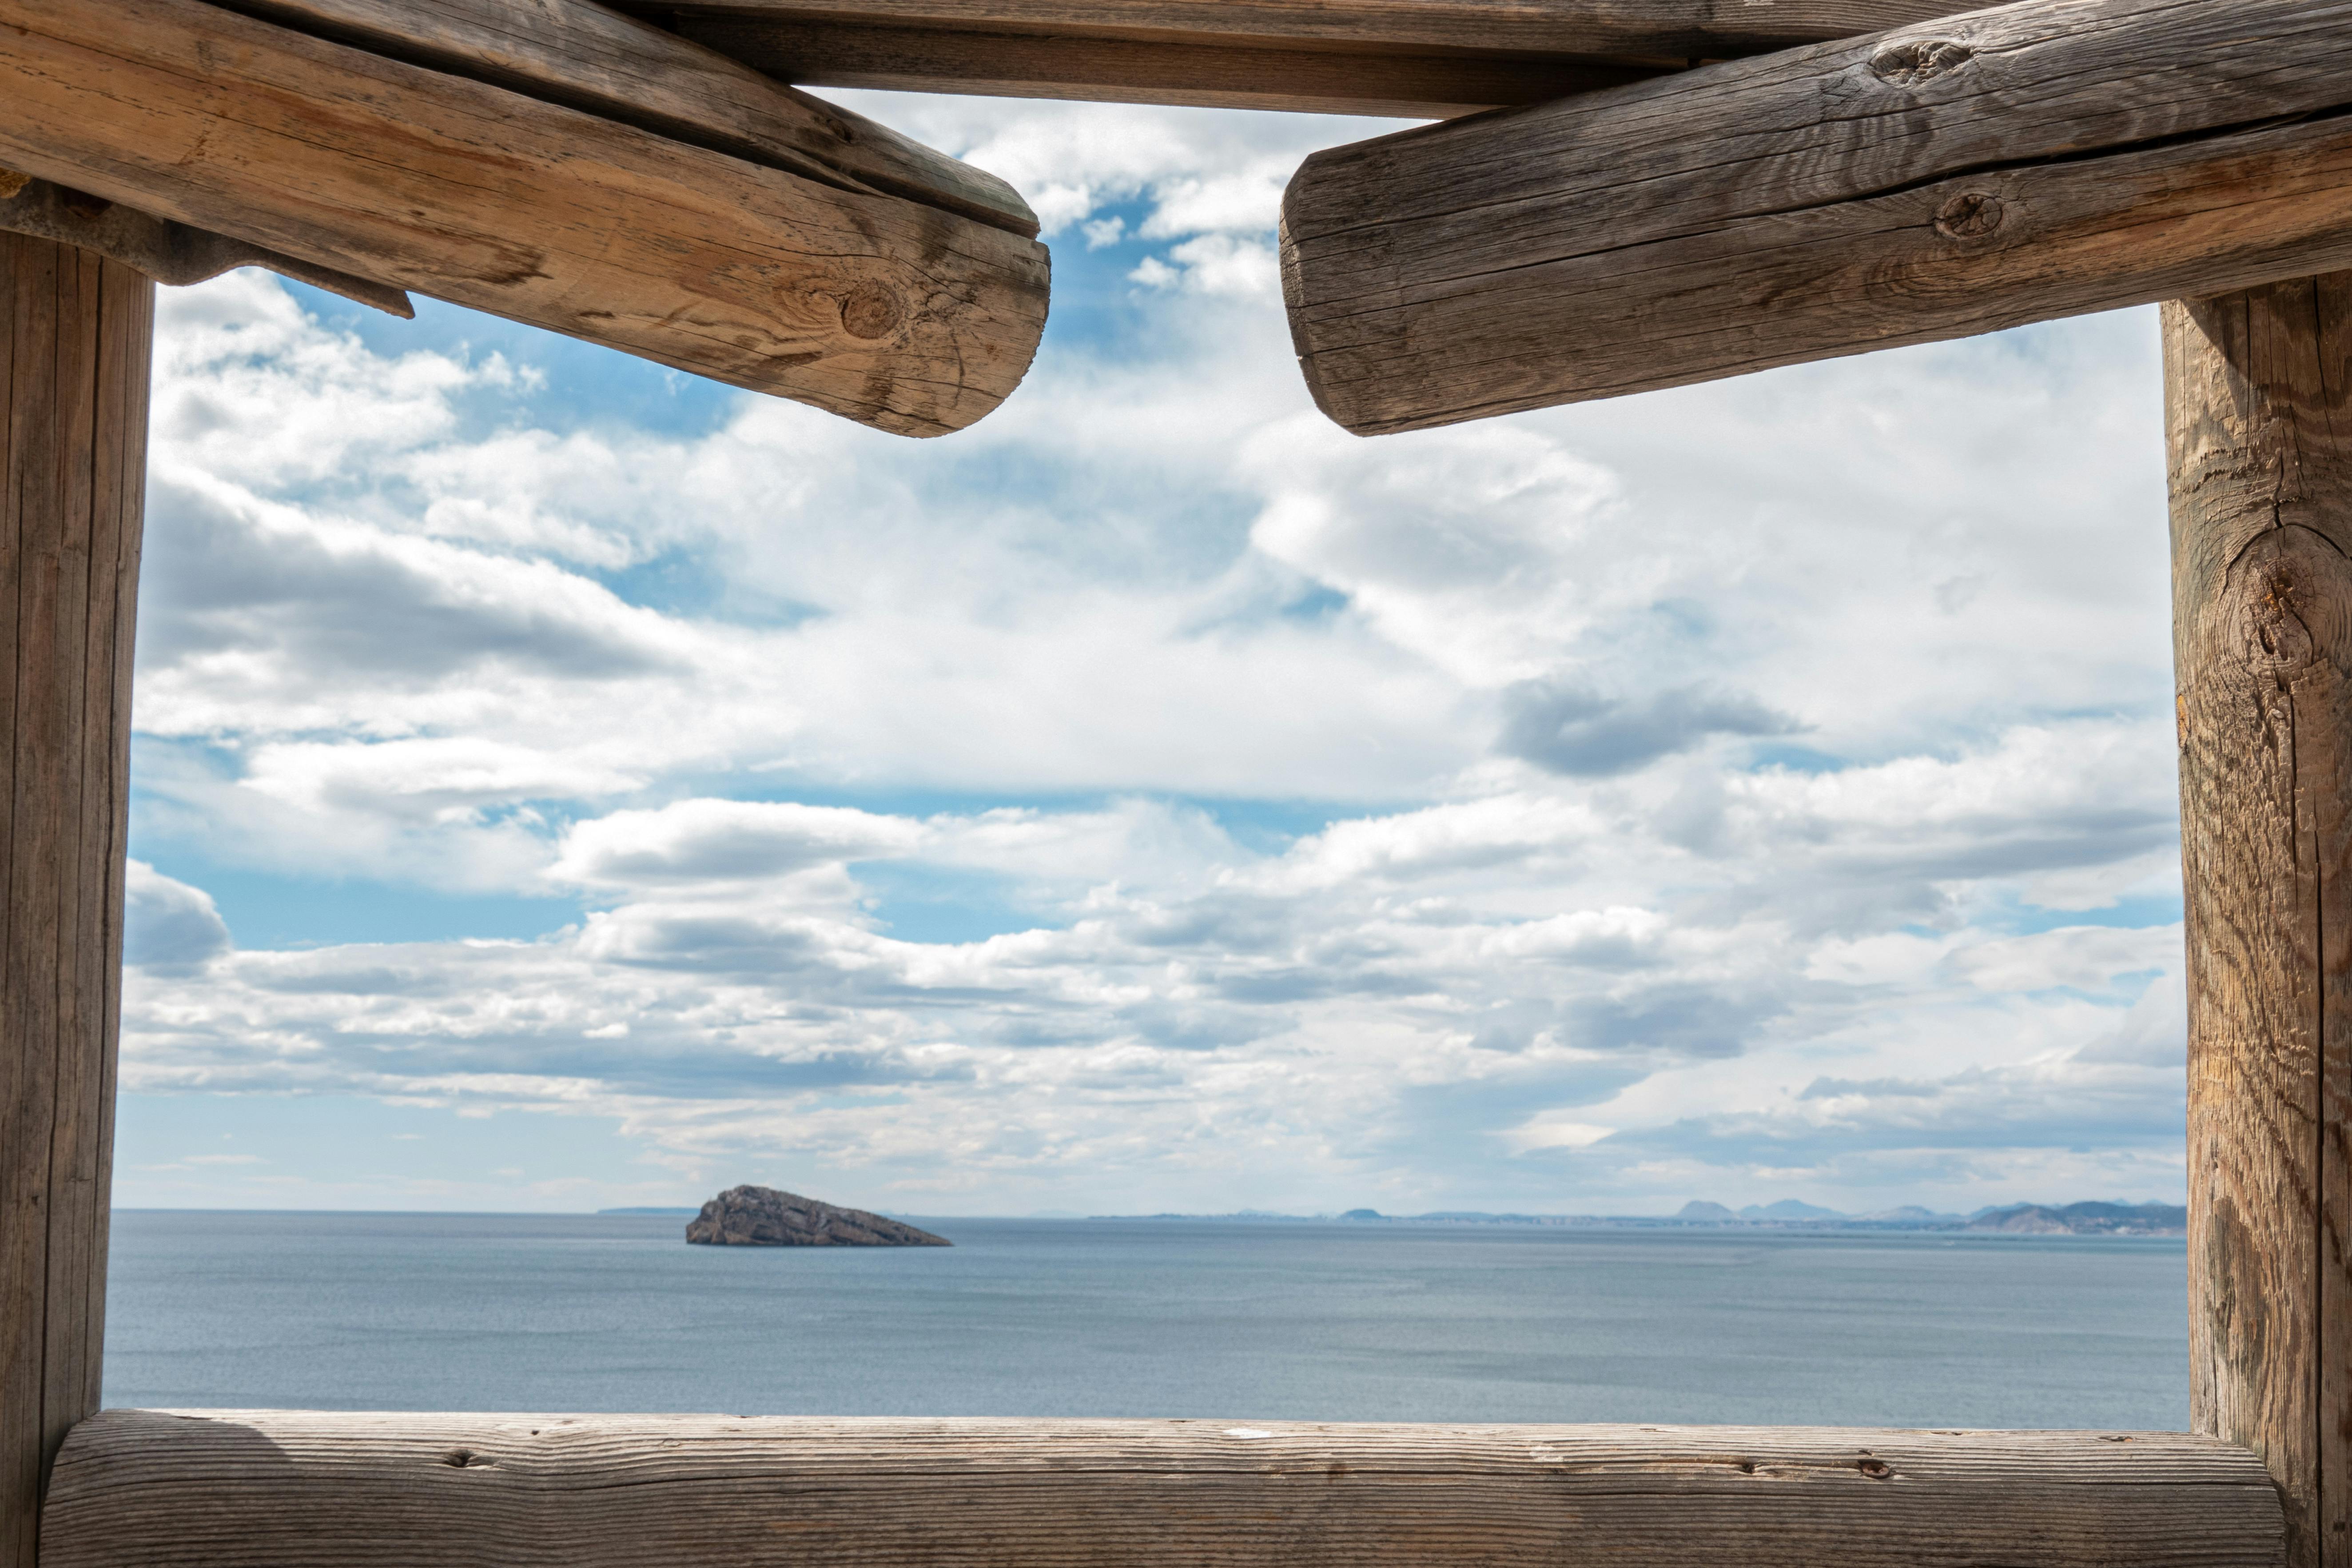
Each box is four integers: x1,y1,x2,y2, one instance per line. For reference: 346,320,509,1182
1868,39,1973,86
2242,562,2318,670
1934,192,2003,239
839,283,904,340
2216,527,2352,675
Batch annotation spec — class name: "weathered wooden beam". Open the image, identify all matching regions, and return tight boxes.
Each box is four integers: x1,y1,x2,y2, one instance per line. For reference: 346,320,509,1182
0,233,147,1568
41,1411,2286,1568
1283,0,2352,434
0,0,1049,436
213,0,1038,237
2168,274,2352,1568
670,17,1658,119
0,175,414,318
633,0,1956,116
660,0,1958,64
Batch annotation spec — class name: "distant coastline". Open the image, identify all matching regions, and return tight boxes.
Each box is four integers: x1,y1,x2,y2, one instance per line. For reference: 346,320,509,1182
597,1198,2188,1236
1097,1200,2188,1237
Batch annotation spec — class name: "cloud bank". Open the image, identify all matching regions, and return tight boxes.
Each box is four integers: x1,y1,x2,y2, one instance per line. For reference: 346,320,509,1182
117,96,2184,1215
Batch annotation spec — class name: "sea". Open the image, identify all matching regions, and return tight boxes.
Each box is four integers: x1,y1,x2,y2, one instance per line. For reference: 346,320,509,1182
102,1212,2190,1429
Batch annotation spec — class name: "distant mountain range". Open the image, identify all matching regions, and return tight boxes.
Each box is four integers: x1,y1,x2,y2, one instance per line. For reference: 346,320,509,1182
1115,1200,2187,1236
1662,1199,2186,1235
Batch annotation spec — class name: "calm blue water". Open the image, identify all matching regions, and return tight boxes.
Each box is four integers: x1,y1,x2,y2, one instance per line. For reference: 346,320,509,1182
102,1213,2190,1428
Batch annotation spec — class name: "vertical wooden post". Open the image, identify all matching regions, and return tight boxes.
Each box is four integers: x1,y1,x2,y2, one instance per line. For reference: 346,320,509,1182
0,232,148,1564
2168,275,2352,1568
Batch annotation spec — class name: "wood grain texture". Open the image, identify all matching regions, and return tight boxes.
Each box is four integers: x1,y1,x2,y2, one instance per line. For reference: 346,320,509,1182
0,0,1048,436
641,0,1955,68
0,234,147,1568
647,0,1962,115
216,0,1037,235
2168,275,2352,1568
0,175,414,316
671,16,1657,117
1283,0,2352,434
42,1412,2286,1568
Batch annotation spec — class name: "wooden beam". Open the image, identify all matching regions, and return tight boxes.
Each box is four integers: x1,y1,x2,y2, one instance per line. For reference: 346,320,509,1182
212,0,1038,237
669,17,1659,119
2168,274,2352,1568
0,233,147,1568
41,1411,2287,1568
1282,0,2352,434
657,0,1958,63
0,0,1049,437
0,175,414,318
630,0,1957,116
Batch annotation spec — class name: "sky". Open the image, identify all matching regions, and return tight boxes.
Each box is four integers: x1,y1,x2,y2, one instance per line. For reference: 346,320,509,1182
111,91,2187,1218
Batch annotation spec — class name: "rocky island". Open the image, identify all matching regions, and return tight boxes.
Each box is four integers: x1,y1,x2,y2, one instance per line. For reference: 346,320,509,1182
686,1184,951,1246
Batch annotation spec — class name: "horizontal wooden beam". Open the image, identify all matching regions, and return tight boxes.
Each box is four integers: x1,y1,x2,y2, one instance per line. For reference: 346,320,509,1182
0,174,414,316
0,0,1049,435
669,16,1659,119
215,0,1037,236
42,1410,2284,1568
661,0,1957,62
631,0,1956,115
1282,0,2352,433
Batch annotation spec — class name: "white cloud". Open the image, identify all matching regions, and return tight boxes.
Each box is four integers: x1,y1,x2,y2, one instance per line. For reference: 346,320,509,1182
552,800,926,887
116,97,2189,1215
124,861,232,972
1949,926,2178,995
1130,236,1281,298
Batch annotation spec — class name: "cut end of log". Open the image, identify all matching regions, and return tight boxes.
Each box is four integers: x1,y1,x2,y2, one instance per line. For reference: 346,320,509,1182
1276,205,1353,435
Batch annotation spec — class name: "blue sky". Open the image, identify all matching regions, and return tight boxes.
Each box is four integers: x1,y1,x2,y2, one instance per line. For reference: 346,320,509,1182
111,92,2186,1216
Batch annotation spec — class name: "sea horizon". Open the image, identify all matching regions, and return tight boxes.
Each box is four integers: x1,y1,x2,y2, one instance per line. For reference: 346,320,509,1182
102,1211,2190,1430
107,1196,2192,1218
108,1196,2193,1239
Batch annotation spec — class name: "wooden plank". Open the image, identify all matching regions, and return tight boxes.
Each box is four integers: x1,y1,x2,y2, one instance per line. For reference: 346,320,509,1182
0,0,1049,437
672,16,1659,118
2168,275,2352,1568
43,1412,2285,1568
632,0,1957,116
214,0,1038,236
0,233,147,1568
1281,0,2352,434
